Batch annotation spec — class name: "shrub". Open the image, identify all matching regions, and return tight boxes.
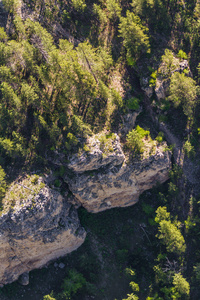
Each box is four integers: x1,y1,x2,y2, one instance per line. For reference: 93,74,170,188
149,71,157,87
31,175,39,185
98,132,116,153
177,50,188,60
71,0,86,11
155,207,186,255
127,97,140,110
183,140,195,158
43,292,56,300
106,0,122,20
172,273,190,297
59,269,87,299
65,133,78,151
156,132,164,143
126,126,150,154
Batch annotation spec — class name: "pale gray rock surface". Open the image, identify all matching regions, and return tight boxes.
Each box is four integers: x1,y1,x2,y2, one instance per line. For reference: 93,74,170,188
0,181,86,286
66,138,171,213
140,77,153,98
67,134,125,173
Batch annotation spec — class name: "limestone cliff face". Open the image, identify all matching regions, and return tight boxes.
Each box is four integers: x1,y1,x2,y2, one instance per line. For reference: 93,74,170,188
0,177,86,285
0,134,171,285
66,135,171,213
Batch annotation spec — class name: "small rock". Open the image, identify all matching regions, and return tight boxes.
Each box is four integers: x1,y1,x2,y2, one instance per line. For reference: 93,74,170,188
54,262,58,268
58,263,65,269
18,272,29,286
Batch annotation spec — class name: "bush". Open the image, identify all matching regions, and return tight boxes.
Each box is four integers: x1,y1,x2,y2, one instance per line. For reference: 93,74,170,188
71,0,86,11
126,126,150,154
155,207,186,255
183,140,195,158
149,71,157,87
156,132,164,143
172,273,190,297
177,50,188,60
127,97,140,110
59,269,87,299
65,133,78,151
43,292,56,300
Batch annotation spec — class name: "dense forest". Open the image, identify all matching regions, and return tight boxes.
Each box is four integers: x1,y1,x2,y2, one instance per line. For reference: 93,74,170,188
0,0,200,299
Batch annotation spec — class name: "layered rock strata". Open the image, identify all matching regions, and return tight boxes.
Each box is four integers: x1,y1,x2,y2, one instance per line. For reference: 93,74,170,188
0,133,171,285
66,134,171,213
0,178,86,285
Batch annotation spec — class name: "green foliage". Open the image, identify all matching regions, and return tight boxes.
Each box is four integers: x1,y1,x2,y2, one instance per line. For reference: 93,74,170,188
54,179,61,188
119,10,150,61
93,4,107,24
71,0,86,11
111,89,123,108
169,165,183,182
168,182,179,197
155,207,186,255
149,71,157,87
0,166,6,204
123,293,139,300
123,269,139,300
194,263,200,281
172,273,190,298
126,130,144,154
142,203,154,216
158,220,184,255
155,206,170,223
126,125,151,155
65,133,78,151
31,175,39,185
59,269,87,299
127,97,140,110
2,175,45,212
2,0,20,14
155,132,164,143
43,292,56,300
183,140,195,158
159,49,179,78
0,27,8,41
106,0,122,20
168,72,197,119
177,50,188,60
184,216,196,234
98,132,116,153
157,219,186,255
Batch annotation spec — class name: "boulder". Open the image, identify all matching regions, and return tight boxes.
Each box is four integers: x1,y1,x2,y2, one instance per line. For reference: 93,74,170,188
67,133,125,173
0,176,86,285
66,142,171,213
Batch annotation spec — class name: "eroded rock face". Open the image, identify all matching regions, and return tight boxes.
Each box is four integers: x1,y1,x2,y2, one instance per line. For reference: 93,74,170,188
67,134,125,173
140,77,153,98
66,137,171,213
0,181,86,285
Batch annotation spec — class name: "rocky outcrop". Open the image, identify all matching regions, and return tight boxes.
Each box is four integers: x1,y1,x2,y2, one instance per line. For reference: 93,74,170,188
0,176,86,286
140,54,192,101
0,135,171,285
140,77,153,98
66,135,171,213
68,134,125,173
155,58,192,100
